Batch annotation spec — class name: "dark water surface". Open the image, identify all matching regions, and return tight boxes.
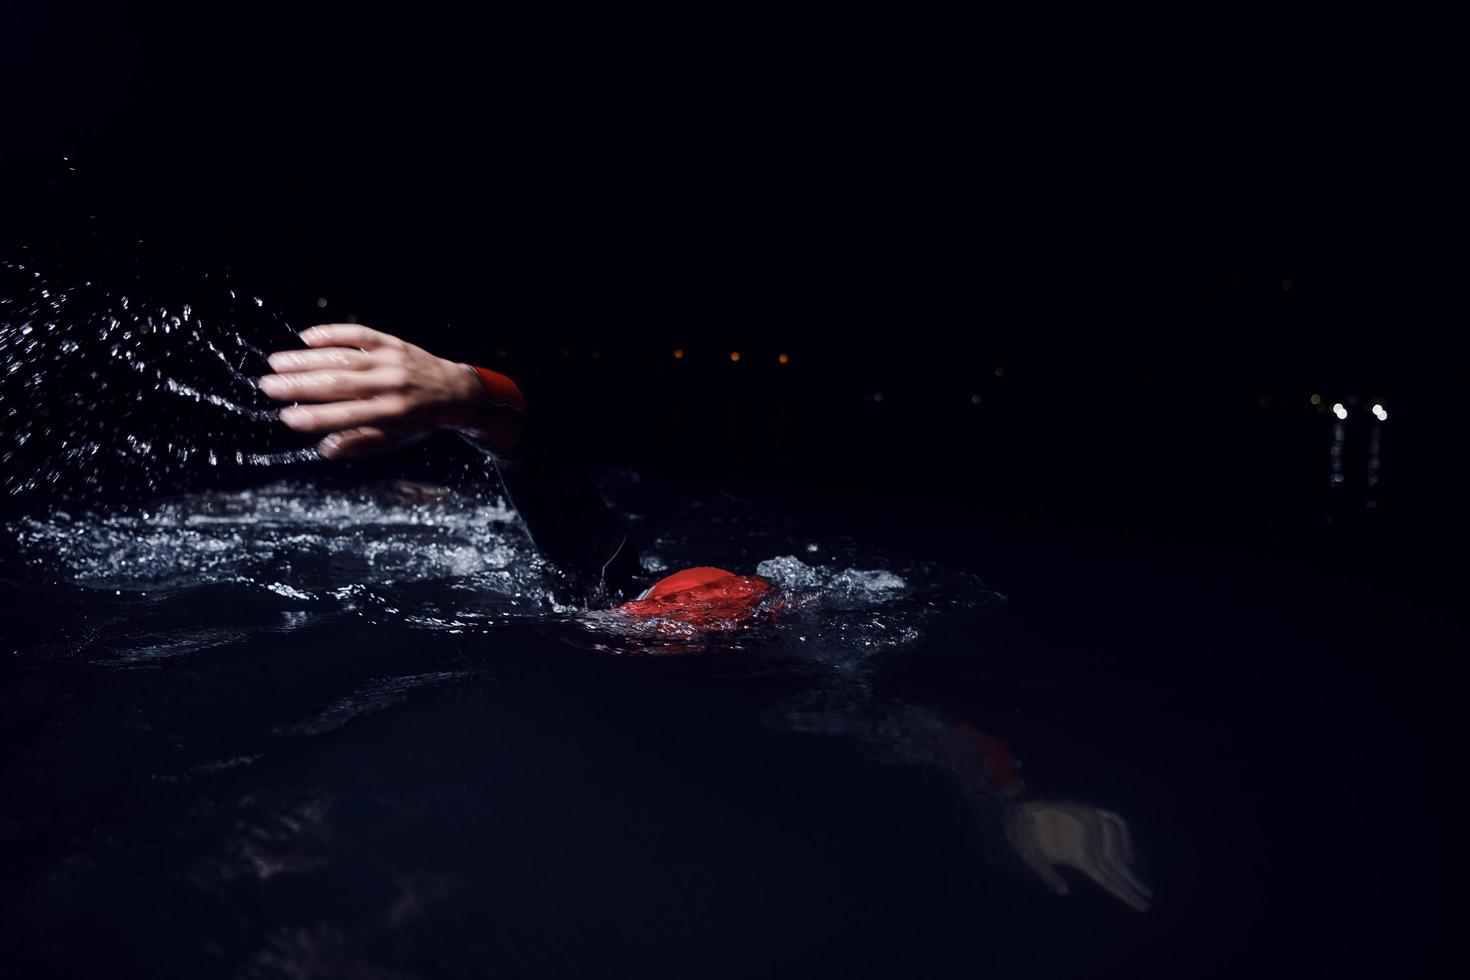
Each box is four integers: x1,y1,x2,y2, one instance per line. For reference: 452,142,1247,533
0,475,1452,978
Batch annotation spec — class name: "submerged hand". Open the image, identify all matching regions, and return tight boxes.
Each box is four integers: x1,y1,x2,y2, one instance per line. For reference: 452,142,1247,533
260,324,487,458
1006,800,1152,912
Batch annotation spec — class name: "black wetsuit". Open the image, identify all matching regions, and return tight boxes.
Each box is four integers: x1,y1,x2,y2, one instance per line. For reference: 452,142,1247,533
462,405,643,604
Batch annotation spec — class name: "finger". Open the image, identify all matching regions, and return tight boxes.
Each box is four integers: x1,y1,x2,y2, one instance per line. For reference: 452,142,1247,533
1091,868,1151,912
266,347,376,373
319,427,403,459
279,396,408,433
259,367,402,403
1019,851,1070,896
300,324,401,350
1097,810,1139,870
1097,814,1153,900
1094,813,1132,864
1084,860,1152,912
1111,862,1153,904
1084,813,1152,908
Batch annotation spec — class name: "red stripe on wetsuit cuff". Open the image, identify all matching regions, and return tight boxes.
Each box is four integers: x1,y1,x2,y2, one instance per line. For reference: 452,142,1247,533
445,364,526,453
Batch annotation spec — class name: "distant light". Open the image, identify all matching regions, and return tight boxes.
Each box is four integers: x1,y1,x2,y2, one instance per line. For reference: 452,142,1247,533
1310,393,1321,405
971,393,982,405
497,348,509,359
591,350,602,360
873,392,884,403
561,347,572,359
1333,403,1348,419
1372,404,1388,421
315,297,328,309
673,348,684,359
1282,279,1294,291
994,367,1005,377
778,352,790,365
345,313,358,323
729,351,741,363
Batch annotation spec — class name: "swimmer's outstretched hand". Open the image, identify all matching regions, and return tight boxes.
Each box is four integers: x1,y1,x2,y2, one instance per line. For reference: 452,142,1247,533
1005,800,1153,912
260,324,523,458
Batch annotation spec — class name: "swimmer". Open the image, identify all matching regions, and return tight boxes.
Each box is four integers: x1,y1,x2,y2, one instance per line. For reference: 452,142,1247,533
259,324,1151,910
259,323,768,623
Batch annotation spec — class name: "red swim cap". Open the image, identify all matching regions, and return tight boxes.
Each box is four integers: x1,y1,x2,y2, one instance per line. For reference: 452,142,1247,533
617,566,775,633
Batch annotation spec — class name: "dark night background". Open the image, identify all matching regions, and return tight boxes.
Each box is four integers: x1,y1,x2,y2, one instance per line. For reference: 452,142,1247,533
2,4,1464,975
6,6,1461,573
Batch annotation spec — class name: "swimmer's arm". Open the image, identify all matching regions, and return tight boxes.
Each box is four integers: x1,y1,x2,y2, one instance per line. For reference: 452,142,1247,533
262,324,640,596
259,324,524,458
464,428,642,596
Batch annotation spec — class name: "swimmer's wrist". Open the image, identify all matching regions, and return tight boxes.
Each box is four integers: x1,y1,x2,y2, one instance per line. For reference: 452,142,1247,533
439,362,526,453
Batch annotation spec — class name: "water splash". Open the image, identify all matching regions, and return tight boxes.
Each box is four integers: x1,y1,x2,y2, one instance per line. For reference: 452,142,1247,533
11,481,529,599
0,260,322,502
8,479,1000,665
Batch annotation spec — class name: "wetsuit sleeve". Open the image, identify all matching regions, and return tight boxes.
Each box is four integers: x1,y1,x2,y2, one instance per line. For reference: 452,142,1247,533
457,365,643,602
